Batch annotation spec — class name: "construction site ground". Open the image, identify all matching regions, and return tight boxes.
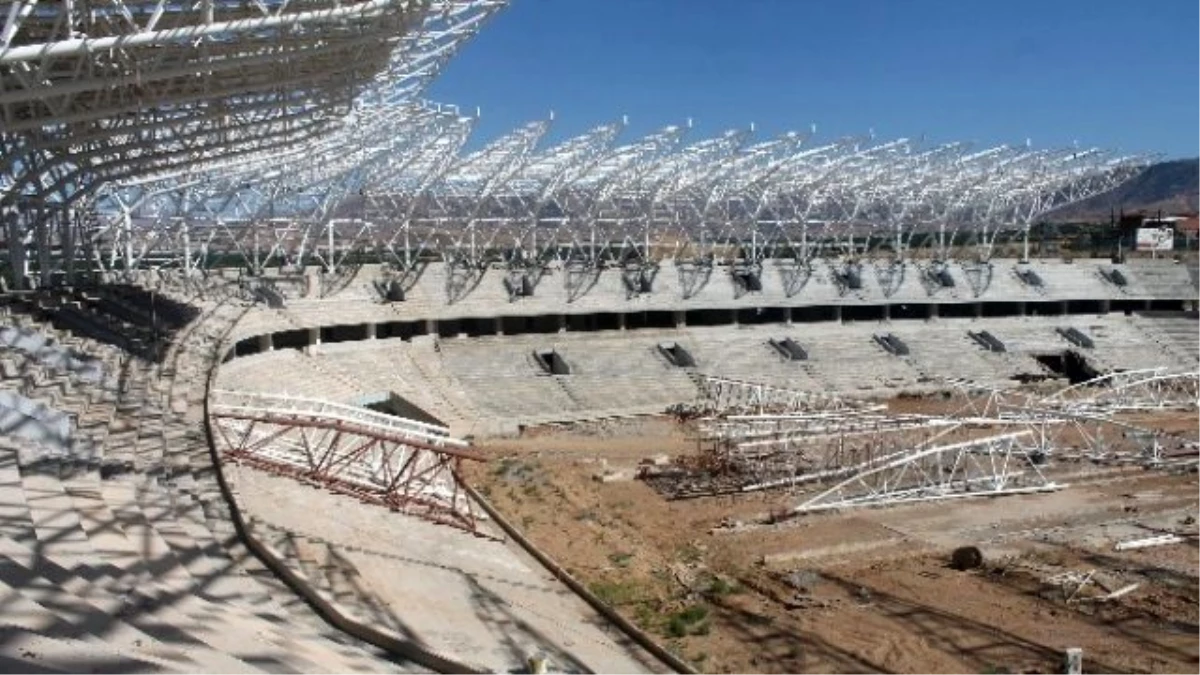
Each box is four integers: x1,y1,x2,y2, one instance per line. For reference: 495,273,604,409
465,414,1200,674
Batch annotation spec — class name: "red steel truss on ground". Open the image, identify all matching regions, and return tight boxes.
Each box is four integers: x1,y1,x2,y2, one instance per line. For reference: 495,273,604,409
210,389,486,534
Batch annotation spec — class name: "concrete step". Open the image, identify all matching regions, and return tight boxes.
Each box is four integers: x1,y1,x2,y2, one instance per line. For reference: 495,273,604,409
0,620,185,673
4,465,384,672
0,555,265,673
0,295,412,673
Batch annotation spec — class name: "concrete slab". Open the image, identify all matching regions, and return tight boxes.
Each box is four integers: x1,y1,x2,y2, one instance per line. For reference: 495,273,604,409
230,465,671,674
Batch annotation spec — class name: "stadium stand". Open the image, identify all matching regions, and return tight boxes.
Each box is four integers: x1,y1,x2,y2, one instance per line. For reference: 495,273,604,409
223,258,1194,344
0,288,416,672
0,249,1194,672
1084,318,1183,372
1130,311,1200,369
1123,260,1200,298
694,326,827,391
226,466,668,673
220,304,1198,430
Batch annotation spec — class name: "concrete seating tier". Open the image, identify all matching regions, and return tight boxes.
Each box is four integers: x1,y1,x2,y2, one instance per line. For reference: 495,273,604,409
549,332,699,415
0,390,73,452
217,310,1198,437
994,263,1049,299
216,257,1200,344
1130,314,1200,369
46,290,168,361
438,338,582,420
216,349,363,403
1083,317,1181,372
888,321,1037,387
226,464,666,674
217,339,484,434
720,322,910,392
981,318,1072,355
1,311,146,469
1043,261,1120,300
1121,260,1199,299
224,327,701,432
0,439,407,673
437,331,698,422
1,286,411,673
684,324,829,391
783,322,923,394
95,284,202,333
321,336,484,429
0,323,105,384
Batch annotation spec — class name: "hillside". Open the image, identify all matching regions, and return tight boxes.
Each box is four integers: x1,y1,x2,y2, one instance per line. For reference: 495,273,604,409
1046,158,1199,222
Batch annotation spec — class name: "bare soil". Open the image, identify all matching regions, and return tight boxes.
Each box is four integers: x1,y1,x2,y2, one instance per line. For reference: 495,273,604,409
465,413,1200,674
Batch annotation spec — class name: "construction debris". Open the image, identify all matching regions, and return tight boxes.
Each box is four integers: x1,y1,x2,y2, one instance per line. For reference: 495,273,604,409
785,570,824,593
1042,566,1141,604
1079,583,1141,603
1114,534,1186,551
641,370,1199,510
1045,570,1095,603
593,468,634,483
1064,570,1096,603
1065,647,1083,675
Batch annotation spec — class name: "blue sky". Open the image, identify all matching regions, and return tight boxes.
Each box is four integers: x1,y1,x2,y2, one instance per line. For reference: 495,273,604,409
427,0,1199,158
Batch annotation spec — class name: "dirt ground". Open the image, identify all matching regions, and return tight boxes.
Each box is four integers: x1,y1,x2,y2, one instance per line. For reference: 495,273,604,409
464,414,1200,674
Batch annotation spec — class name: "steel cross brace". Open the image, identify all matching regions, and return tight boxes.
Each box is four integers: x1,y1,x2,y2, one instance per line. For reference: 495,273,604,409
210,390,487,535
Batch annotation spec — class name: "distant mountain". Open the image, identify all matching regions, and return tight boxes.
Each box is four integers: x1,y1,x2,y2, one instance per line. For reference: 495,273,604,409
1045,158,1199,222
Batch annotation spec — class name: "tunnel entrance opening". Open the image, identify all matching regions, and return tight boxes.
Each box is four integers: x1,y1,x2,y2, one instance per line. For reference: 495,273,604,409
1034,350,1101,385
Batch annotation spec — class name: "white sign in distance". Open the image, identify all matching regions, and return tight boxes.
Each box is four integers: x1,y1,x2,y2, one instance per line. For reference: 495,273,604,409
1135,227,1174,251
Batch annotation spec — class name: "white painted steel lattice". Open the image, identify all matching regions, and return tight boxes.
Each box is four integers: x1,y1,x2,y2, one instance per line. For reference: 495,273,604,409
1,0,507,286
88,126,1150,295
647,371,1198,505
2,0,1156,296
785,431,1063,516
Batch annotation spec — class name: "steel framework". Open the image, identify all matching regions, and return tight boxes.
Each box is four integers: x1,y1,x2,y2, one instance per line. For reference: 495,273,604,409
210,389,486,533
1034,368,1200,414
785,431,1062,516
691,375,869,415
646,369,1198,509
3,0,1155,296
1,0,507,287
31,118,1151,296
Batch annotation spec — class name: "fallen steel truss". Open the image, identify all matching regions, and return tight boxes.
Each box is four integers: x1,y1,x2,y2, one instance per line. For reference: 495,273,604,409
784,431,1062,516
1035,368,1200,414
700,410,964,493
690,374,867,415
645,370,1198,506
209,389,486,533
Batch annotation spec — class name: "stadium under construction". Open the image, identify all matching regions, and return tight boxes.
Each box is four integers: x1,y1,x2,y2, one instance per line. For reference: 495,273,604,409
1,1,1197,673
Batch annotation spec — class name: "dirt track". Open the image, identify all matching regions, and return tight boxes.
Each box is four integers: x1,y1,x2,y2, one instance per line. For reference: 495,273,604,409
466,415,1200,674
